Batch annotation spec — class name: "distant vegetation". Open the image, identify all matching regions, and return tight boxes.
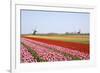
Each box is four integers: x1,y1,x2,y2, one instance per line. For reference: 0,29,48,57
33,32,89,36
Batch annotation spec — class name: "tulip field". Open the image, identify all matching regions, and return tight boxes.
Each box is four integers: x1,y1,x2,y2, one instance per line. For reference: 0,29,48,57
20,34,89,63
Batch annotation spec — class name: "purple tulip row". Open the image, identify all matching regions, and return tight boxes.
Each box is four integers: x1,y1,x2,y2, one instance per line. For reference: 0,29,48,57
21,44,37,63
21,38,72,62
23,38,89,60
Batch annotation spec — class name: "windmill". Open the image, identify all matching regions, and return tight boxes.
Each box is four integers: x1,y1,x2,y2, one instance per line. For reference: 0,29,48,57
32,24,37,35
77,29,81,34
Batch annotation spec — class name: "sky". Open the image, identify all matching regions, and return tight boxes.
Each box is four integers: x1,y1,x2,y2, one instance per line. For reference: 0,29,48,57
21,10,90,34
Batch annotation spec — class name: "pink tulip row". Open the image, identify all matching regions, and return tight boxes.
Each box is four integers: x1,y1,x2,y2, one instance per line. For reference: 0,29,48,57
23,38,89,60
21,44,37,63
21,38,72,62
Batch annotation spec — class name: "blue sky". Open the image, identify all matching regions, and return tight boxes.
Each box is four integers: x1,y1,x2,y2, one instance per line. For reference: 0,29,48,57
21,10,90,34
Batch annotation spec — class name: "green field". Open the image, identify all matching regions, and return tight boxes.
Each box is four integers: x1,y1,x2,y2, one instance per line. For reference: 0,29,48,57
22,34,89,44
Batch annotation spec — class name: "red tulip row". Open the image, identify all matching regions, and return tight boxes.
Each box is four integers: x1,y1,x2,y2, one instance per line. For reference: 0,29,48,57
21,38,72,62
21,44,37,63
23,38,89,60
